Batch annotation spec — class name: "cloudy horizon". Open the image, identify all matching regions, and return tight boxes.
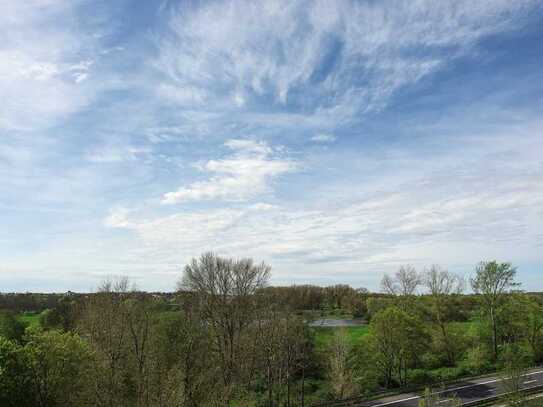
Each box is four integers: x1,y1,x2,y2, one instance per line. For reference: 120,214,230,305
2,0,543,292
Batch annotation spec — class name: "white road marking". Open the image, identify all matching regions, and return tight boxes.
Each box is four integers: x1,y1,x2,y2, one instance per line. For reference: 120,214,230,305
369,369,543,406
433,369,543,395
373,396,420,406
461,384,543,405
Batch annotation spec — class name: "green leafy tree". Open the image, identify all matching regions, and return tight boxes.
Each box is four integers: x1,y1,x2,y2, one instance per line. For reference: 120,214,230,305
471,261,519,360
499,343,531,407
367,307,429,387
365,296,394,321
24,329,94,407
499,294,543,362
0,337,33,407
0,310,27,343
149,309,217,407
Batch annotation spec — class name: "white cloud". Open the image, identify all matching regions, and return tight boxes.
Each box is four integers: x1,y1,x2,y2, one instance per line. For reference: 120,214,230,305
104,207,133,228
3,0,542,291
155,0,539,118
108,163,543,283
162,140,296,204
0,1,99,131
105,121,543,286
156,83,207,106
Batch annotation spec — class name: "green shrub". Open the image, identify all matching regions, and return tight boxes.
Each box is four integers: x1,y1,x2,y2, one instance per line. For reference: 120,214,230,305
0,337,33,407
407,369,433,386
459,344,493,375
0,311,26,343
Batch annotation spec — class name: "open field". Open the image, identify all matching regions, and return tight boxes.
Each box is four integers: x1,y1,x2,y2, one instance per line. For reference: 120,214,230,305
311,320,478,351
312,324,370,351
17,312,41,327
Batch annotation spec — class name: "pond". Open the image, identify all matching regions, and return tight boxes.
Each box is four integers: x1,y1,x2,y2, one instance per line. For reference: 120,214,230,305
308,318,366,327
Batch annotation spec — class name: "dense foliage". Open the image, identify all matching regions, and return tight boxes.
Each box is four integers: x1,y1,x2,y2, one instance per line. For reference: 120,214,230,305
1,257,542,406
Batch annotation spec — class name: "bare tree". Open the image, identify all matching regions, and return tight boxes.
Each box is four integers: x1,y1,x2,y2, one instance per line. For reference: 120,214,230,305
471,261,519,360
381,265,420,296
328,329,356,399
423,265,465,365
255,304,307,407
424,265,465,297
381,265,421,311
78,277,132,407
179,252,271,404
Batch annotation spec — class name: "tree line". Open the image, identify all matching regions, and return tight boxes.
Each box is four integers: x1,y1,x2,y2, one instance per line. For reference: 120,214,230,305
327,262,543,405
1,255,542,406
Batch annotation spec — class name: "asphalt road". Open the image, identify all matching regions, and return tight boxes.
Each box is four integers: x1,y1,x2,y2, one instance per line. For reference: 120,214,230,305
355,368,543,407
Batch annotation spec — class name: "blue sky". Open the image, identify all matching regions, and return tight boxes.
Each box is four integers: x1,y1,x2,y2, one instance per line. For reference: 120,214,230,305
1,0,543,292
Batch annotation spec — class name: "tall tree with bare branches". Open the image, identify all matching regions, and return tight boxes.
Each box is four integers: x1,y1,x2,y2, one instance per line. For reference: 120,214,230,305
381,265,421,311
423,265,465,365
179,252,271,404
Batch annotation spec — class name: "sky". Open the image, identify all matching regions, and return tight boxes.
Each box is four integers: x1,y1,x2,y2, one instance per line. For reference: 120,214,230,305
1,0,543,292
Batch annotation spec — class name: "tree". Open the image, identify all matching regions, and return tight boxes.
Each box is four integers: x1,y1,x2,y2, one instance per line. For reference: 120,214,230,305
327,329,357,399
0,337,33,407
525,298,543,362
149,307,216,407
499,294,543,362
124,297,155,407
471,261,519,360
423,266,465,365
254,305,308,407
381,266,420,311
382,265,420,297
499,343,531,407
78,277,133,407
365,296,394,321
179,252,271,404
39,295,78,331
0,310,26,343
367,307,428,387
24,328,93,407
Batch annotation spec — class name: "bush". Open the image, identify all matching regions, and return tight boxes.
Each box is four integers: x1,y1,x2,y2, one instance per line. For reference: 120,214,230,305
407,369,433,386
0,311,26,343
429,367,465,383
0,337,33,407
24,329,94,405
459,345,493,375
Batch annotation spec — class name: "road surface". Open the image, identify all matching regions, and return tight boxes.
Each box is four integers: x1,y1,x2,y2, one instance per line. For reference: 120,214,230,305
353,368,543,406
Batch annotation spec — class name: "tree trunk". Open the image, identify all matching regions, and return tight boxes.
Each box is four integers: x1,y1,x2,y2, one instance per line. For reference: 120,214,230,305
490,307,498,360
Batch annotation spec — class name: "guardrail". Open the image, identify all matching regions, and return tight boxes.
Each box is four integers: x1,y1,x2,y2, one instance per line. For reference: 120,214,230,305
309,395,384,407
462,384,543,406
310,383,543,407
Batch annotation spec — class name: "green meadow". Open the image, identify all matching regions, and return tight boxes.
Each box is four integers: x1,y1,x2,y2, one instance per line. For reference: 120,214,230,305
312,324,370,352
17,312,42,328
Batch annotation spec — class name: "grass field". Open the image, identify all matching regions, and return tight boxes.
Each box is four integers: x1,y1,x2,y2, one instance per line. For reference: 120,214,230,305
17,312,42,327
312,324,370,352
311,320,478,352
